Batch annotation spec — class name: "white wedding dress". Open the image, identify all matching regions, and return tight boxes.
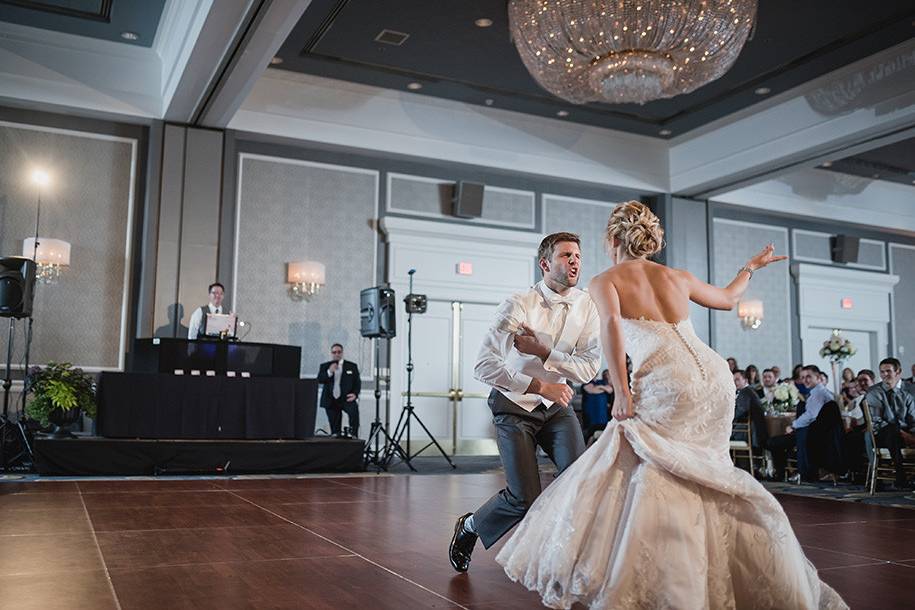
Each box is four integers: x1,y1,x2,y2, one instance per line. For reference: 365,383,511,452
496,318,848,609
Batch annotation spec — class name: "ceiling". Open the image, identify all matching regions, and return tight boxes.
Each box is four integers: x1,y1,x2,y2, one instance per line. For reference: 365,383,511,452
274,0,915,138
826,137,915,188
0,0,166,47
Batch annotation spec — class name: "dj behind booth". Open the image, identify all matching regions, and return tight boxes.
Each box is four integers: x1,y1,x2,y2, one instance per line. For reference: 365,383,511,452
187,282,233,340
96,282,318,441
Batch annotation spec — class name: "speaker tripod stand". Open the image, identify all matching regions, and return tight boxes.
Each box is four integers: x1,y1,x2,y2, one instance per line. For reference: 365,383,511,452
362,337,406,471
1,317,33,472
382,270,455,471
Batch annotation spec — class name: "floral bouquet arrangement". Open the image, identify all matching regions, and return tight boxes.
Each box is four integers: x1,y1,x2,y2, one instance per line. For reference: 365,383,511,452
767,382,801,414
819,329,856,363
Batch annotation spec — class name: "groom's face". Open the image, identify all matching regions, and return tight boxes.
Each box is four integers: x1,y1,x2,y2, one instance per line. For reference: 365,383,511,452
541,241,581,288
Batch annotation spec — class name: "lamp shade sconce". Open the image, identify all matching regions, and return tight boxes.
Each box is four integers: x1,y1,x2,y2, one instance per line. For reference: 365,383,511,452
737,299,764,330
23,237,70,284
287,260,325,300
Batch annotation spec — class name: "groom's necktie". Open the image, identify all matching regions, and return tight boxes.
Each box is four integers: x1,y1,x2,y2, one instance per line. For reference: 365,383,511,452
550,299,573,347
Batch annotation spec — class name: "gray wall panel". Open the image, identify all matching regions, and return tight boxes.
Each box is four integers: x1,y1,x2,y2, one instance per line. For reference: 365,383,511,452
890,244,915,366
176,128,223,323
387,174,535,228
234,155,377,376
0,122,135,369
712,219,791,372
669,197,711,343
153,124,186,336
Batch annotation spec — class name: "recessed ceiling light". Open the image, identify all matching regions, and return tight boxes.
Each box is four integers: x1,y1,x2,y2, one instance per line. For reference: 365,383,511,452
754,87,771,95
375,30,410,46
659,129,672,136
407,82,423,90
484,98,494,106
821,161,832,167
556,110,569,117
120,31,139,41
270,56,283,65
475,18,493,28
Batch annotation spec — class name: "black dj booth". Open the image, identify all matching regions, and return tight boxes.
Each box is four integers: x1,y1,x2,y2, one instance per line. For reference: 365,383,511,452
97,338,317,440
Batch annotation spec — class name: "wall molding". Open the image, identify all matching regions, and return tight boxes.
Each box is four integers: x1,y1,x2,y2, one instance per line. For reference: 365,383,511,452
0,118,137,371
385,172,536,229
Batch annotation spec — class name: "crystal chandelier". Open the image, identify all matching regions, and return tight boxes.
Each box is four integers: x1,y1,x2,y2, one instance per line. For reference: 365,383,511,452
508,0,758,105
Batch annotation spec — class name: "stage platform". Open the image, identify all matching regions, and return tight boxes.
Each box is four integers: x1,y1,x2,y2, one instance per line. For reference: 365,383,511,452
33,436,365,476
0,472,912,609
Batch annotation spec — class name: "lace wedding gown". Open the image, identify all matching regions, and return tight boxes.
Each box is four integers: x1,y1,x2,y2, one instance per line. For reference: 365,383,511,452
496,318,848,609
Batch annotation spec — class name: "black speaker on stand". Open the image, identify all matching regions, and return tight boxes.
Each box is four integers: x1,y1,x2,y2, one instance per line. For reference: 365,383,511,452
360,286,406,471
1,256,37,472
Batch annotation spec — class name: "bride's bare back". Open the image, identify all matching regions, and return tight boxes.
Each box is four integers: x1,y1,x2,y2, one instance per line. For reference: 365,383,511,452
592,259,691,324
589,243,785,420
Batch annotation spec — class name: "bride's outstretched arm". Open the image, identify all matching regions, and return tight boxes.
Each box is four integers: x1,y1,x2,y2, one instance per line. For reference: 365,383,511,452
686,244,787,311
588,275,633,419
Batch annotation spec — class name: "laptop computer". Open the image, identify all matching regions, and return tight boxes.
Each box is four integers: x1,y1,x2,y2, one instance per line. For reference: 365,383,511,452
205,313,237,338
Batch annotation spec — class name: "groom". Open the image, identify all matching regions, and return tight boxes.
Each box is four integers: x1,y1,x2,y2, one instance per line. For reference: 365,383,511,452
449,232,601,572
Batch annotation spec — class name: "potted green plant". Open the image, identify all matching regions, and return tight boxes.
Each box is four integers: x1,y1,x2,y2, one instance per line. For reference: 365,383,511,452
25,362,96,438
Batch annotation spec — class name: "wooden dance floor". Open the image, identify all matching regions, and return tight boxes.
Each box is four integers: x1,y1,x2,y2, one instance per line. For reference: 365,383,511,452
1,472,913,609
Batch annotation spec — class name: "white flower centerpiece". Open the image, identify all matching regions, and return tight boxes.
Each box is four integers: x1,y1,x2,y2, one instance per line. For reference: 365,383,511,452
819,329,857,363
767,382,801,415
818,329,857,405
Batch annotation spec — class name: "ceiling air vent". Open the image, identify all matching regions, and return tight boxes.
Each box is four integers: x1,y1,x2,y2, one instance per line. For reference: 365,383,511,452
375,29,409,46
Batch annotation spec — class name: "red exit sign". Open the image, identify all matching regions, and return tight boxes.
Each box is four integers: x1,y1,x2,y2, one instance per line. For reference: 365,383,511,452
841,297,853,310
456,261,473,276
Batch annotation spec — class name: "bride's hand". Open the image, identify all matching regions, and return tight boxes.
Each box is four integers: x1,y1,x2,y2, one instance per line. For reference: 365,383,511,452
746,243,788,271
612,395,634,421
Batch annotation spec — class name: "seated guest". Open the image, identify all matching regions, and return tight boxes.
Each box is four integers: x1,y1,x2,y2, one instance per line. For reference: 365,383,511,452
768,365,834,482
732,369,768,452
581,369,613,443
865,357,915,489
840,367,856,402
188,282,234,339
760,368,778,403
317,343,361,437
790,364,810,397
905,363,915,396
842,370,875,476
770,365,781,383
818,371,829,387
726,357,738,373
745,364,761,392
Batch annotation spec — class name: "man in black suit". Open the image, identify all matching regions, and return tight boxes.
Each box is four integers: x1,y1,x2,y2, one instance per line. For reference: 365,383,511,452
732,369,768,452
317,343,361,437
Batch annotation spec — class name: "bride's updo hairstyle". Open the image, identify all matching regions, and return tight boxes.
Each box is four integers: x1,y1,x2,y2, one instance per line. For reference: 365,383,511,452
605,201,665,259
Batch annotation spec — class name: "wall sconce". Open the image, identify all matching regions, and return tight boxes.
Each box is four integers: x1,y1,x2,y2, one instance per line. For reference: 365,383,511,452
287,260,325,300
737,299,764,330
23,237,70,284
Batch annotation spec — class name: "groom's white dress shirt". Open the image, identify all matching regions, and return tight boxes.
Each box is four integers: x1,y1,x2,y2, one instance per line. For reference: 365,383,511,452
474,281,601,412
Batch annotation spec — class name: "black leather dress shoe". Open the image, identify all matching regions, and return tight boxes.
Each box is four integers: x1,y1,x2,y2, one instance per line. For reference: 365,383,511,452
449,513,477,573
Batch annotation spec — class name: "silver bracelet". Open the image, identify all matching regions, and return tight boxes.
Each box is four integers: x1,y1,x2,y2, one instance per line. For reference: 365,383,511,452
739,265,754,278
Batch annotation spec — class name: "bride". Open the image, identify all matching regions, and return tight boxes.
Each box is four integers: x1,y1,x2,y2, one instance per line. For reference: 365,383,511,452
496,202,847,609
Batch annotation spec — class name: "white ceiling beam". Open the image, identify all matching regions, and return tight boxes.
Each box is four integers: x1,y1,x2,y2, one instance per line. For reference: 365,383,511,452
193,0,311,128
670,38,915,198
